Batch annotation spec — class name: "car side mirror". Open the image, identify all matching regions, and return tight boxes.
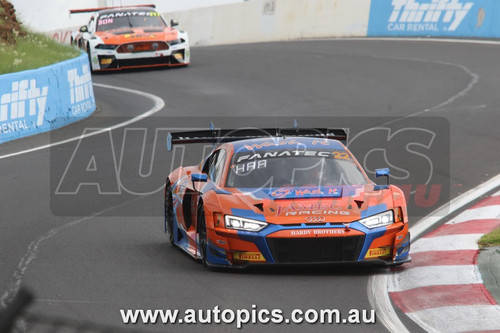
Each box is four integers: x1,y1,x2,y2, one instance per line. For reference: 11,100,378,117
170,19,179,27
79,26,88,33
374,168,390,190
375,168,390,179
191,174,208,182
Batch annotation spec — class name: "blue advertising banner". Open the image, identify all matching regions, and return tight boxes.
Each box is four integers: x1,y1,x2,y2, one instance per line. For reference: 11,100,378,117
0,52,95,144
368,0,500,38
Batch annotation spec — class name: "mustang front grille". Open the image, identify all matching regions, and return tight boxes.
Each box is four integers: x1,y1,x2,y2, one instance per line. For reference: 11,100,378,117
116,41,169,53
266,235,365,263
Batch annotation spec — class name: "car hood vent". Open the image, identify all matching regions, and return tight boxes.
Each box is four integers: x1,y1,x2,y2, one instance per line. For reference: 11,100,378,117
143,28,164,33
112,30,134,35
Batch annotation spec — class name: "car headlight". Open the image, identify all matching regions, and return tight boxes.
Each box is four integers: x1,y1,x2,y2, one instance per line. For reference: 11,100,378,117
95,44,117,50
224,215,267,232
168,38,185,45
359,210,394,229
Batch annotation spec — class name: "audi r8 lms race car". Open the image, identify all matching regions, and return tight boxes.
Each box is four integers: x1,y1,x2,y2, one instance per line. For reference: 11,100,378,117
164,126,411,268
70,4,190,71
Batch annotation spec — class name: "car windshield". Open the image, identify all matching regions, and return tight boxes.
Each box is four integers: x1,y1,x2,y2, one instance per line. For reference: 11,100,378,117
96,12,166,31
226,148,368,188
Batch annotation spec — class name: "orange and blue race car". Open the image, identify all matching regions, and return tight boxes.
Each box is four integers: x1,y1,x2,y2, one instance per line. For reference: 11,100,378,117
164,125,411,268
70,4,190,71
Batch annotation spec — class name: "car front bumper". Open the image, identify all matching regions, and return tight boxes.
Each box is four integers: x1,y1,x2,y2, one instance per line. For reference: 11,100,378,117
206,221,411,268
89,44,190,71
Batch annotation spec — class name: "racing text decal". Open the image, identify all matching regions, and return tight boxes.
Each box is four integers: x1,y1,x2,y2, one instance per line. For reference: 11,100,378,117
99,11,160,19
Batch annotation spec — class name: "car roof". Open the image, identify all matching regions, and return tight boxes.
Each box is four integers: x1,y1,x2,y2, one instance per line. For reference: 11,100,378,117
228,137,346,153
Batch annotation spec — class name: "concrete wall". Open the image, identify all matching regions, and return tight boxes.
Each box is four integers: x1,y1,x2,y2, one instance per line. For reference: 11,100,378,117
163,0,370,46
49,0,371,46
49,1,500,46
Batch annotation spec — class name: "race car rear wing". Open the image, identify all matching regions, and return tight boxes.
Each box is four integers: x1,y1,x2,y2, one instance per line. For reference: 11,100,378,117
167,127,347,151
70,4,156,15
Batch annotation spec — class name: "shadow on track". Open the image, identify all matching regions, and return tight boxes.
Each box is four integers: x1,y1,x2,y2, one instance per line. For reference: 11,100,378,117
140,240,389,277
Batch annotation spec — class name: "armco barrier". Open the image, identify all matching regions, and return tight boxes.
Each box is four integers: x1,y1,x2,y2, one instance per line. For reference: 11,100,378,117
0,52,95,144
368,0,500,38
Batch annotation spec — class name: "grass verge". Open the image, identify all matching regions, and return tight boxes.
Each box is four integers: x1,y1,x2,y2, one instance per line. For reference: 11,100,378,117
479,227,500,248
0,31,80,74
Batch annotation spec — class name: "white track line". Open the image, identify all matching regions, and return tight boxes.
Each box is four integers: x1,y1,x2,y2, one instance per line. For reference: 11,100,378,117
0,82,165,160
368,273,410,333
373,56,479,124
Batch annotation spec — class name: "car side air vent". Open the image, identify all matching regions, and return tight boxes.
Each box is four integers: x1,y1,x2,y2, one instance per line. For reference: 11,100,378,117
254,203,264,212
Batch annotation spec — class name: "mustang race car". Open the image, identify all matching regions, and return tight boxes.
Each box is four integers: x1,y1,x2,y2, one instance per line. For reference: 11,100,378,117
70,4,190,71
164,125,411,268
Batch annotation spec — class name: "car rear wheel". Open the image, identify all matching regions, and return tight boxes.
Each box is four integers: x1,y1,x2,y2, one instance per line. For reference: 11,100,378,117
197,202,208,267
164,180,174,245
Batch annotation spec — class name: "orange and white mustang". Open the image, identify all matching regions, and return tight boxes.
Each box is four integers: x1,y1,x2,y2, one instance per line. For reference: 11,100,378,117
70,5,190,71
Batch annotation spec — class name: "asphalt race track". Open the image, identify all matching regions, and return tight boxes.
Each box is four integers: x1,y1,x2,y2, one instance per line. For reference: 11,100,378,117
1,39,500,332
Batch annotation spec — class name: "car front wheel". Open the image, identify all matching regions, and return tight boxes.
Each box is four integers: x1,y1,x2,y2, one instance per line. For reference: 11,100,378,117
86,44,93,71
164,180,175,245
197,201,208,267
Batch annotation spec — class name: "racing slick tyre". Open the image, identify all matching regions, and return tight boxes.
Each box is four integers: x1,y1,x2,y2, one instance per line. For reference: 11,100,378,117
86,45,93,72
164,180,175,245
197,201,209,267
